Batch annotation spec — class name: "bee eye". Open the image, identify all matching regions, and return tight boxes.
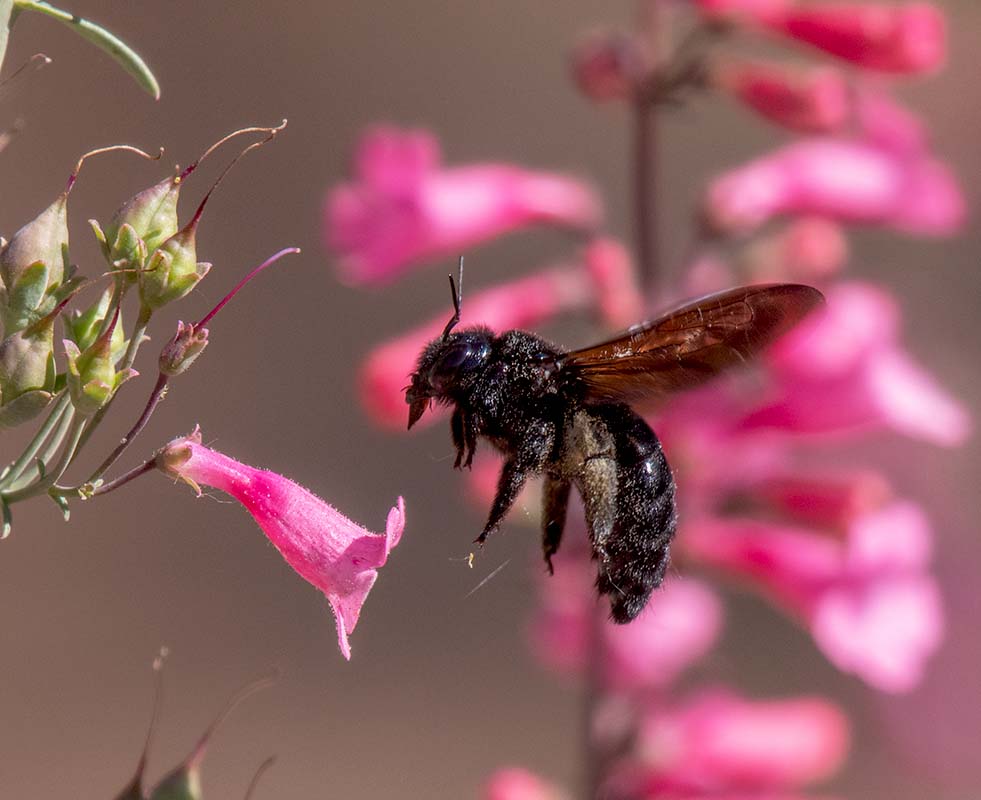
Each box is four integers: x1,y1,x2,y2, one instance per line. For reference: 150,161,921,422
430,341,487,387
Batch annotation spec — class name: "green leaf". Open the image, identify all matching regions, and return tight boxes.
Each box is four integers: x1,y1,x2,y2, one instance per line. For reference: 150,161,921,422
0,0,19,74
13,1,159,99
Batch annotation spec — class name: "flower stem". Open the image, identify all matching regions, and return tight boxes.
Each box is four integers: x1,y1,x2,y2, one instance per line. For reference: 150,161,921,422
583,601,606,799
83,372,169,487
2,415,86,502
86,456,157,497
632,100,658,295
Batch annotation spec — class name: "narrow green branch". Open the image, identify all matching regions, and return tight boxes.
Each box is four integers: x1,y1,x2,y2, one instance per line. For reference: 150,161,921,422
13,0,159,98
0,391,69,490
2,414,85,502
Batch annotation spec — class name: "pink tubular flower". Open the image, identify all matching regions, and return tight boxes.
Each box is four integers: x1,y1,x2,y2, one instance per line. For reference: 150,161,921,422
359,246,636,430
760,2,946,75
482,768,567,800
622,690,849,794
530,546,723,691
713,60,849,134
745,282,970,446
325,126,602,285
681,502,944,691
157,428,405,660
704,137,965,235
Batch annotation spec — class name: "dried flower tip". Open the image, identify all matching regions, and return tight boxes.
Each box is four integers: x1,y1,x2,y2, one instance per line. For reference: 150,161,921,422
159,321,209,376
571,30,648,103
178,120,288,181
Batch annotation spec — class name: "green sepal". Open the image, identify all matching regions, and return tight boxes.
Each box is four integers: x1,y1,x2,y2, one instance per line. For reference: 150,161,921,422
63,335,136,416
139,225,210,311
68,287,126,359
110,222,149,279
89,218,111,261
0,259,49,332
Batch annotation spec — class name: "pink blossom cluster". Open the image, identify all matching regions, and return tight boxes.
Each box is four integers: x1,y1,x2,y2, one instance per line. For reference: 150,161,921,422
321,0,968,794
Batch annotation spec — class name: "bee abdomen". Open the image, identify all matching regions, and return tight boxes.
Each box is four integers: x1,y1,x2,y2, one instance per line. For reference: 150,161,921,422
592,406,677,624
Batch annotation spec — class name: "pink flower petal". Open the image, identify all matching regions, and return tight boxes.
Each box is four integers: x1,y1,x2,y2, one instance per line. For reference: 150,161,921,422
714,60,850,134
325,126,601,285
704,138,964,235
762,2,947,75
482,768,567,800
634,690,850,792
157,430,406,660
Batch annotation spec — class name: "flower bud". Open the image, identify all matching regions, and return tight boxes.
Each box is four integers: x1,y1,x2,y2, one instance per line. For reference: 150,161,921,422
570,30,647,103
104,174,181,262
138,220,211,311
0,193,68,324
64,311,137,415
158,321,209,376
67,287,126,359
0,319,56,427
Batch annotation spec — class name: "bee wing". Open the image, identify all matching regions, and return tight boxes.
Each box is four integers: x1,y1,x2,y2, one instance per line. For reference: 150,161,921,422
558,283,824,404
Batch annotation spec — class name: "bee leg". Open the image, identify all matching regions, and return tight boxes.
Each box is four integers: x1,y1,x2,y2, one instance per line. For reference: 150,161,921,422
451,408,467,469
541,476,571,575
475,458,528,546
463,416,478,469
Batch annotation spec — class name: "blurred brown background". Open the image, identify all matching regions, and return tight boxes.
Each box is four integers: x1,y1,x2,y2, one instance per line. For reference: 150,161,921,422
0,1,979,797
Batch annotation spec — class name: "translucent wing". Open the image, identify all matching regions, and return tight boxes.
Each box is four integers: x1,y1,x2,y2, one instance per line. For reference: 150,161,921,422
558,283,823,404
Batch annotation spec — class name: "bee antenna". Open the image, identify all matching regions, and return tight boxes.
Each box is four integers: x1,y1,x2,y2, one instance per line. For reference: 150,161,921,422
441,255,464,340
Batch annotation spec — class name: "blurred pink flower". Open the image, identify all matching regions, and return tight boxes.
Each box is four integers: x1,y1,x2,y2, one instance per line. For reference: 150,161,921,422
325,126,602,285
530,546,724,691
856,87,928,156
714,60,849,133
612,690,849,794
740,217,848,283
359,250,634,430
761,2,946,74
705,137,965,235
681,502,944,691
750,469,893,529
583,236,643,328
745,282,970,445
157,428,406,660
482,768,567,800
693,0,789,22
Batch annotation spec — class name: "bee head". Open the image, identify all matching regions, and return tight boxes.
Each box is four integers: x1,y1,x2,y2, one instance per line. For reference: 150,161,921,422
406,328,493,429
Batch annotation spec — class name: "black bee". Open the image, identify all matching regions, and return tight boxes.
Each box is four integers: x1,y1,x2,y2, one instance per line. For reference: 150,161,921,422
406,268,822,623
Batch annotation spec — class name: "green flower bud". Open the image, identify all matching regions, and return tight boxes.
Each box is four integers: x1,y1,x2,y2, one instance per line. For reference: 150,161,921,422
67,287,127,360
0,192,69,314
138,222,210,311
104,174,181,260
63,312,136,415
0,319,56,428
158,321,208,376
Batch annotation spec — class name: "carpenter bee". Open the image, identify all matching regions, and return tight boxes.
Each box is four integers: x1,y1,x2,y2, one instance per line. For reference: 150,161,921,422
406,265,822,623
